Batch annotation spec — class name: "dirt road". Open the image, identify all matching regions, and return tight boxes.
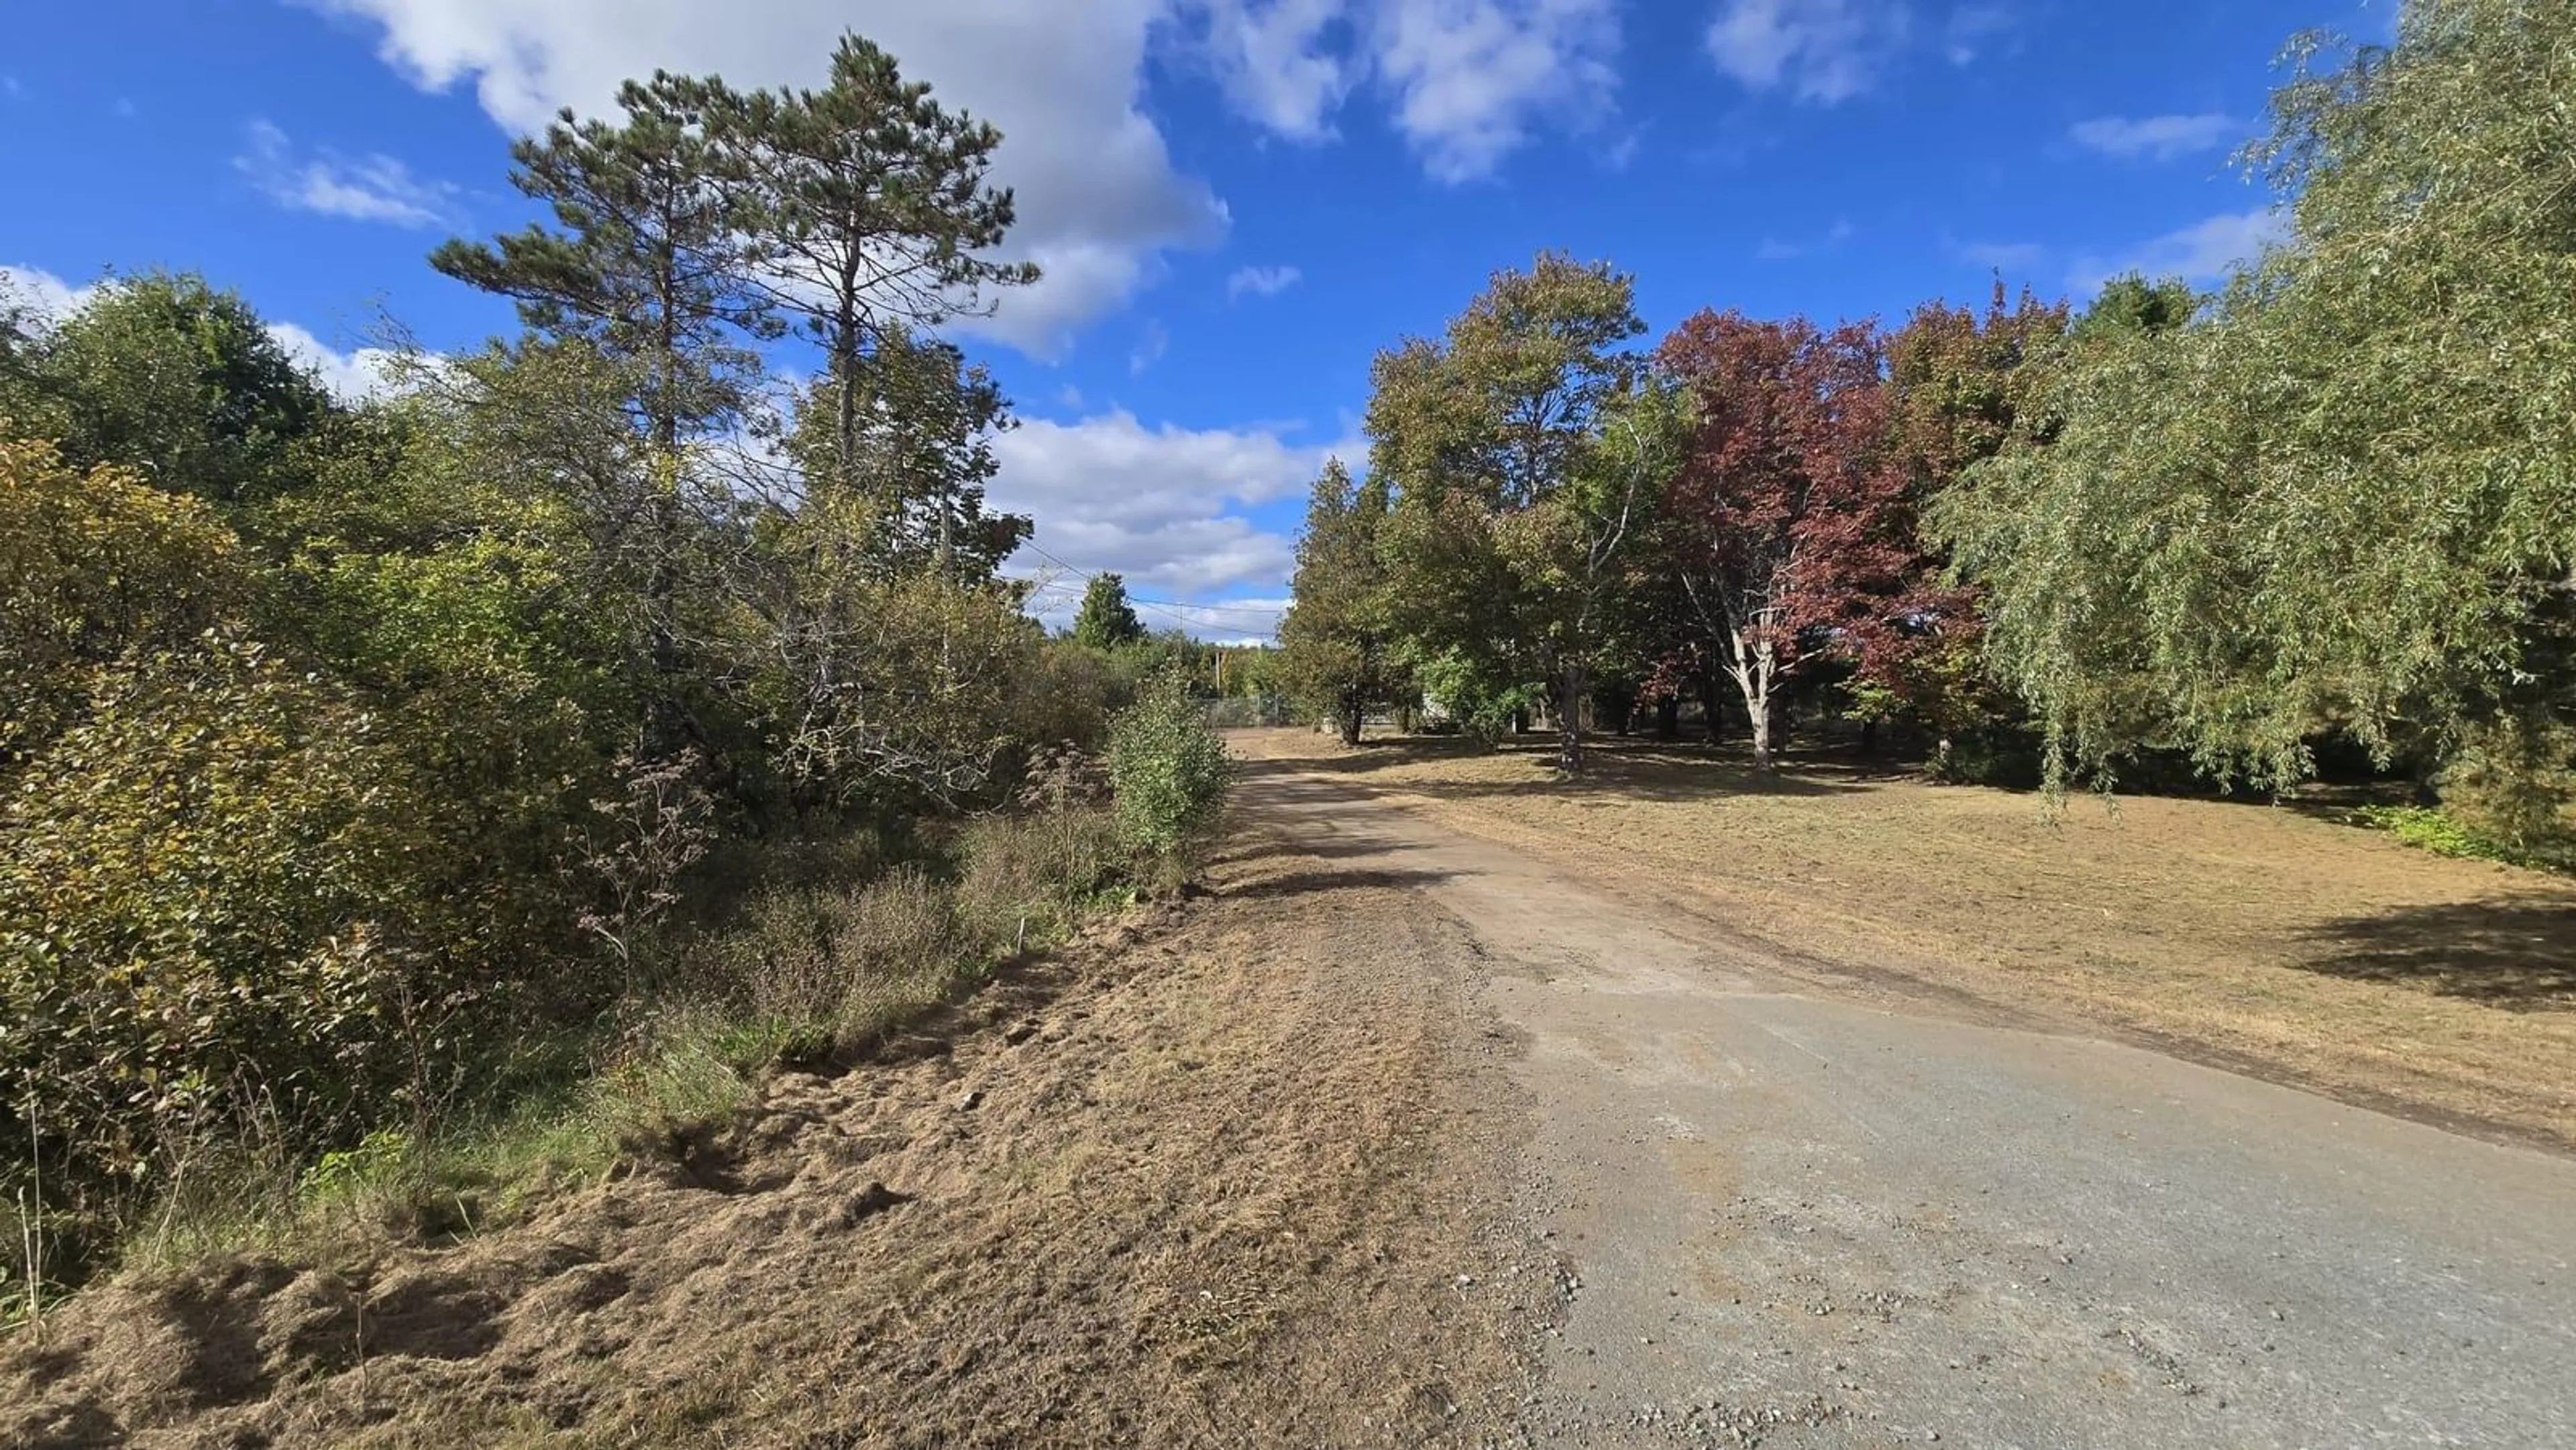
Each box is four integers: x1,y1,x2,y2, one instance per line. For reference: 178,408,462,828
13,746,2576,1447
1232,752,2576,1449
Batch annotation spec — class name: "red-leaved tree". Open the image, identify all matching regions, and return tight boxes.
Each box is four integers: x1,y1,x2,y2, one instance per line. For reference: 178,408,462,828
1654,311,1929,770
1876,286,2069,764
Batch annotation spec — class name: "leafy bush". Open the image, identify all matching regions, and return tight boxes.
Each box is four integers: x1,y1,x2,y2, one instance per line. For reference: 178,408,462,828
0,433,248,771
2435,717,2576,856
1012,637,1136,750
2353,804,2571,873
0,636,497,1211
1106,667,1235,882
1411,644,1544,745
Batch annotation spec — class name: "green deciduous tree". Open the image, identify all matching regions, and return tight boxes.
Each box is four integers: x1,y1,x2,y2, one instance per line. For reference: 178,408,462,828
1937,0,2576,826
0,273,335,508
1368,252,1648,769
1278,459,1409,744
2073,273,2198,341
1878,284,2071,771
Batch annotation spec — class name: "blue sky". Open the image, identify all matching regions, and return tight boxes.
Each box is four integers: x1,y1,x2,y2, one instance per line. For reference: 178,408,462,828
1,0,2368,640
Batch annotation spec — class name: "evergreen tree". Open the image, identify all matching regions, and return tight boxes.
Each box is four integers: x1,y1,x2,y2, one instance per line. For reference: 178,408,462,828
432,70,775,746
711,34,1036,500
780,327,1029,581
1072,573,1147,650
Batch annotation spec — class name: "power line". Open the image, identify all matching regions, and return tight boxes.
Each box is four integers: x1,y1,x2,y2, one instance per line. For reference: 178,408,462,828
1002,545,1290,620
1010,580,1284,620
1011,583,1284,636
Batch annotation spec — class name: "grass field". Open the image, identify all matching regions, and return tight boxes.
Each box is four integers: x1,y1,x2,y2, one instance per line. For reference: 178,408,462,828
1237,729,2576,1152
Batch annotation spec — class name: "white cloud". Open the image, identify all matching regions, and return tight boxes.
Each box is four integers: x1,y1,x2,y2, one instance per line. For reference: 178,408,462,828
0,263,91,321
1196,0,1354,140
2069,208,2284,296
2069,112,2238,162
299,0,1229,357
1954,238,2043,270
1942,3,2013,65
991,410,1356,621
1128,319,1169,375
234,119,462,228
1705,0,1907,105
3,263,404,402
1193,0,1635,182
1372,0,1621,182
1227,263,1303,300
1754,219,1855,261
265,321,409,401
1016,579,1291,639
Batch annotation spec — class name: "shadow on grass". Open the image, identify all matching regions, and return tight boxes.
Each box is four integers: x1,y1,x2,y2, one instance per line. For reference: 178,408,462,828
2296,899,2576,1011
1253,735,1875,802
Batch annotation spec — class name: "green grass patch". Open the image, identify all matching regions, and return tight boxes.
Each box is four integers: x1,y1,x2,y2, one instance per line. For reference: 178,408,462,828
2352,804,2576,875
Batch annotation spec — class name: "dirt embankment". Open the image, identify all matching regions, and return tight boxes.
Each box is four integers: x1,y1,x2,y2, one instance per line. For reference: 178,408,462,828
1,828,1542,1449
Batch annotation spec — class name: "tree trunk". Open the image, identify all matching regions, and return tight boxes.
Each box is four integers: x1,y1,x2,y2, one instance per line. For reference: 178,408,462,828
1340,701,1364,746
1860,718,1880,757
1699,677,1727,744
1558,661,1587,771
1729,634,1777,773
1654,696,1680,742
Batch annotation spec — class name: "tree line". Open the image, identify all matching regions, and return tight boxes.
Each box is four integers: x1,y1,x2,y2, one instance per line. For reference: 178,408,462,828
1279,0,2575,858
0,35,1232,1273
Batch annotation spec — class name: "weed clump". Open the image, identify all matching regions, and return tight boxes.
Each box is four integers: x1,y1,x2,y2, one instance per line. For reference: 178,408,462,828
1106,668,1235,889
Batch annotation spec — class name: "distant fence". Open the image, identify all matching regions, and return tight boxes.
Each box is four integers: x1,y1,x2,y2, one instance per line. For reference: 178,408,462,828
1202,695,1295,728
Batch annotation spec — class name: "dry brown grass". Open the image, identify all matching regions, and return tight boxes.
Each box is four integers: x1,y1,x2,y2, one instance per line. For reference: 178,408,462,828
0,836,1534,1448
1236,729,2576,1151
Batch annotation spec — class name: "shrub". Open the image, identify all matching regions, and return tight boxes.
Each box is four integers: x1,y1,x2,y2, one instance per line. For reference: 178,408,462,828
0,636,496,1217
2436,717,2576,856
1106,667,1234,883
0,433,248,771
1012,638,1130,750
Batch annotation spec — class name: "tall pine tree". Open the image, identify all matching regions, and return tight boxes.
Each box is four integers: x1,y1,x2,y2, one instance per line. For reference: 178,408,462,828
433,70,775,748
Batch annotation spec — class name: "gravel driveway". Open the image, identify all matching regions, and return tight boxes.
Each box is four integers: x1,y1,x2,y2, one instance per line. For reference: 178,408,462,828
1238,757,2576,1449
